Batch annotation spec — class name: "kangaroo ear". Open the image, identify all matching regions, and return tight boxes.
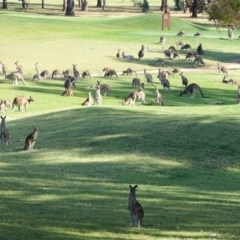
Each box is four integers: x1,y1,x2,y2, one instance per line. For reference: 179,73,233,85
134,185,138,189
129,185,132,189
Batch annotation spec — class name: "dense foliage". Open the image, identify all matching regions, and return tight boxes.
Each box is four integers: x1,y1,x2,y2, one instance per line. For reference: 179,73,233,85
207,0,240,28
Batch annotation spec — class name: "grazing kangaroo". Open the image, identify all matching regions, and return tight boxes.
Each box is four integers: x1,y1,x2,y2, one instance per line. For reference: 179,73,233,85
236,85,240,104
123,67,137,76
154,86,163,106
104,69,118,78
5,71,26,85
1,116,9,145
24,125,38,150
51,69,62,79
180,83,205,98
128,185,144,227
82,92,92,106
180,44,191,51
176,30,186,37
12,96,34,112
132,78,141,88
82,70,91,79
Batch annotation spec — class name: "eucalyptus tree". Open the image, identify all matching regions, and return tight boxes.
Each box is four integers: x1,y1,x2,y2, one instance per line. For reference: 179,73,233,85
2,0,7,9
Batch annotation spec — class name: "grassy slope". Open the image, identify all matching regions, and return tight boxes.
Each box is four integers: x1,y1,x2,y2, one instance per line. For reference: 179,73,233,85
0,8,240,240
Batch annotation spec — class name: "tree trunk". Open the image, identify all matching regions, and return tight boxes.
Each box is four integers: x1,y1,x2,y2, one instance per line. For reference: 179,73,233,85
81,0,88,11
2,0,7,9
62,0,66,12
191,0,198,18
102,0,105,10
96,0,102,7
77,0,81,8
65,0,75,16
42,0,44,8
21,0,26,9
160,0,167,12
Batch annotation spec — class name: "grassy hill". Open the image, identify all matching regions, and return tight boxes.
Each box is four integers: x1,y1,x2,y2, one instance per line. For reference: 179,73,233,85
0,8,240,240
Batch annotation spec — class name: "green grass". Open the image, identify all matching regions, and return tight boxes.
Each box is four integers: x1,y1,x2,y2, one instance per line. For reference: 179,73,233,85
0,7,240,240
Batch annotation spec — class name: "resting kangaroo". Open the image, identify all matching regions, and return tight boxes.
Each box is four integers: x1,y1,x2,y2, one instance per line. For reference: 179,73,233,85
24,125,38,150
179,83,205,98
1,116,9,145
128,185,144,227
12,96,34,112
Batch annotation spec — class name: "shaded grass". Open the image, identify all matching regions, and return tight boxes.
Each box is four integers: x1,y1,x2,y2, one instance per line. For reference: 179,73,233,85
0,8,240,240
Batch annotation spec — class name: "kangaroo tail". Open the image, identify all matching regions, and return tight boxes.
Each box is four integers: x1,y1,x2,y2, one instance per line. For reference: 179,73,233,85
198,87,205,98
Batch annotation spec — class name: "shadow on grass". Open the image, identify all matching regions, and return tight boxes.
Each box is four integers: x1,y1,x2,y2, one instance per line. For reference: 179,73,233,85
0,105,240,239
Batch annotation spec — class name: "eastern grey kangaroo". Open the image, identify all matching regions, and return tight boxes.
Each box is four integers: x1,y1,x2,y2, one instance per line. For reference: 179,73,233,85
81,92,92,106
24,125,38,150
236,85,240,104
12,96,34,112
179,83,205,98
1,116,9,145
128,185,144,227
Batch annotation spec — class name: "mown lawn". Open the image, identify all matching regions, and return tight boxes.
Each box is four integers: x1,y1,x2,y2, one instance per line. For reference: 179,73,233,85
0,6,240,240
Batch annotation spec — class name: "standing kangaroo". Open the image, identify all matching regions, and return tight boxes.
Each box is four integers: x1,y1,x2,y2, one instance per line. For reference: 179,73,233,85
179,83,205,98
24,125,38,150
1,116,9,145
236,85,240,104
81,92,92,106
154,86,163,106
12,96,34,112
128,185,144,227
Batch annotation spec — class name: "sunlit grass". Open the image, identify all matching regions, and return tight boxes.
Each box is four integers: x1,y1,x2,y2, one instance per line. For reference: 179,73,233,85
0,5,240,240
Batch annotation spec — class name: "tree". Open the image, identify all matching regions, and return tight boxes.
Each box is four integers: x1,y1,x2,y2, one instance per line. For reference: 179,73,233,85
2,0,7,9
186,0,206,17
207,0,240,28
65,0,75,16
96,0,102,7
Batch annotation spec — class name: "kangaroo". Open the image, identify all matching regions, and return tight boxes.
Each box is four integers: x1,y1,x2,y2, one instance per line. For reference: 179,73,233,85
217,63,228,75
128,185,144,227
12,96,34,112
180,83,205,98
138,45,145,60
82,92,92,106
82,70,91,79
123,67,137,76
62,88,73,96
0,100,5,116
94,87,102,105
1,116,9,145
24,125,38,150
236,85,240,104
143,69,153,85
116,49,121,58
122,97,135,106
180,72,188,88
15,61,24,75
154,86,163,106
51,69,62,79
73,64,80,81
176,30,186,37
96,81,111,96
5,71,26,85
104,69,118,78
132,78,141,88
